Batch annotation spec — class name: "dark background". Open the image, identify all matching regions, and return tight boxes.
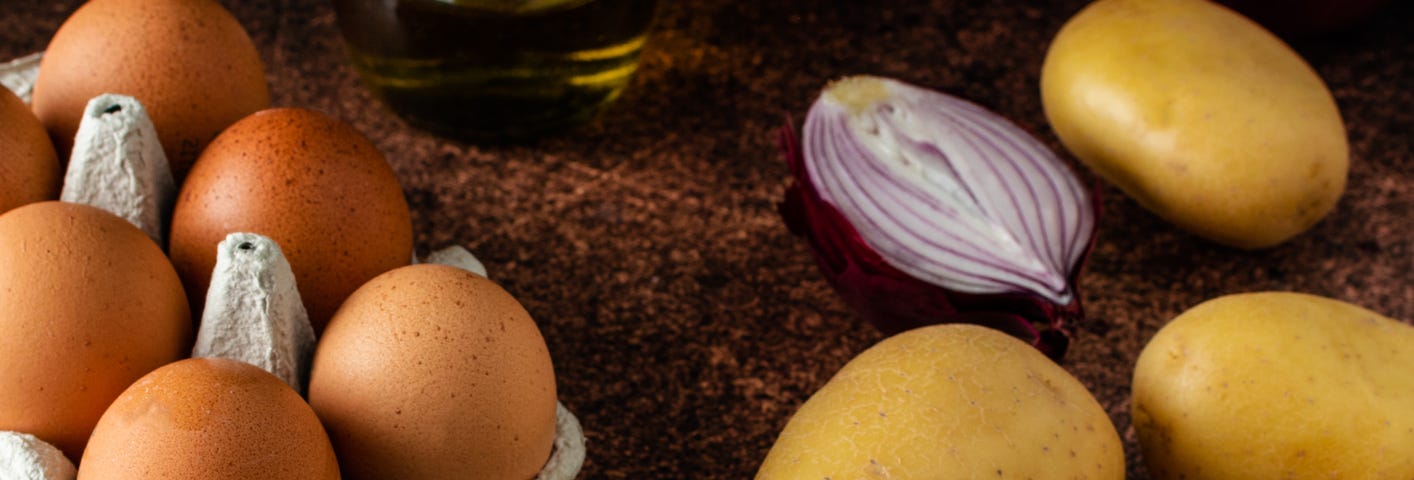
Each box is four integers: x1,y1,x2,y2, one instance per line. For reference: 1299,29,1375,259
4,1,1410,478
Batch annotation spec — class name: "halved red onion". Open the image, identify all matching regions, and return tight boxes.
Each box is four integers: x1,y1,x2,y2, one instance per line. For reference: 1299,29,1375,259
780,75,1098,360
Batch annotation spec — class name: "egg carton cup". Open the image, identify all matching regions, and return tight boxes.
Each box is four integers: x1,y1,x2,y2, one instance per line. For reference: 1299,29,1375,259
0,52,41,104
0,432,74,480
1,65,584,479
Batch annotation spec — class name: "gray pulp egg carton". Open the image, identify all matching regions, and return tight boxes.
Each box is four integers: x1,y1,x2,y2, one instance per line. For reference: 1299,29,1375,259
0,55,584,480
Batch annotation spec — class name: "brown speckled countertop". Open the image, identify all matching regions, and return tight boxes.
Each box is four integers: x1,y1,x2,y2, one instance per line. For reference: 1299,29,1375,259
4,1,1411,478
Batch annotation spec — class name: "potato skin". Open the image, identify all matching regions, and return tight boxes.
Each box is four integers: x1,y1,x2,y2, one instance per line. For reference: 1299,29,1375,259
1133,292,1414,479
757,324,1123,480
1041,0,1347,249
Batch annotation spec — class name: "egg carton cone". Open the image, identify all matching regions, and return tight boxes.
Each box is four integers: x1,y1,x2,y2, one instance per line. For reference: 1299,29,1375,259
0,52,41,104
0,431,74,480
193,233,317,394
1,54,585,476
60,94,175,246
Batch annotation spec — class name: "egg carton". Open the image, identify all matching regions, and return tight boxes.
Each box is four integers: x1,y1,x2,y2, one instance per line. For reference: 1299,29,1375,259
0,56,584,480
0,52,41,104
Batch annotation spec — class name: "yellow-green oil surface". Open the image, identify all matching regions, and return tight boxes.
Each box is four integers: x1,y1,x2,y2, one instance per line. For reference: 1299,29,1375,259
335,0,658,141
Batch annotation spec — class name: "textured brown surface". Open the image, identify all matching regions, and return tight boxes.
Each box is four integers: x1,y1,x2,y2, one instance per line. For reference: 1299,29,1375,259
4,1,1411,478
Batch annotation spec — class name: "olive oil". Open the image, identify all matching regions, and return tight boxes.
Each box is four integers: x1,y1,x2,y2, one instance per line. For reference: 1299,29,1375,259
334,0,658,141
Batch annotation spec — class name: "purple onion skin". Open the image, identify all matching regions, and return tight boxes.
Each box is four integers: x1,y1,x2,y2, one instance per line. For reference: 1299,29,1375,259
778,122,1099,361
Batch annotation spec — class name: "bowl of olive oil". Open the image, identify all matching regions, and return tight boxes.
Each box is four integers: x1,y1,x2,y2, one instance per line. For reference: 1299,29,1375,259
334,0,659,142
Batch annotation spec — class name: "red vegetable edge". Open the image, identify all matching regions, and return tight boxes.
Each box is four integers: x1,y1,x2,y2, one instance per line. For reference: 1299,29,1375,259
777,119,1102,361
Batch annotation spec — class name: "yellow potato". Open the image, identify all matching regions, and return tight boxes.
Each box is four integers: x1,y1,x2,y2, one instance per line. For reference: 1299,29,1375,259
757,324,1123,479
1041,0,1347,249
1133,292,1414,479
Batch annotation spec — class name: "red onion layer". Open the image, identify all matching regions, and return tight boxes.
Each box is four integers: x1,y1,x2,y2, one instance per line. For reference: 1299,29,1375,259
780,76,1099,360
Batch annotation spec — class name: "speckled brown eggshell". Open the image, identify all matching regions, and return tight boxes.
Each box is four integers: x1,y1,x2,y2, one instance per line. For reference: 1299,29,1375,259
168,107,413,333
308,264,558,480
0,87,59,215
0,201,190,462
31,0,269,177
78,358,340,480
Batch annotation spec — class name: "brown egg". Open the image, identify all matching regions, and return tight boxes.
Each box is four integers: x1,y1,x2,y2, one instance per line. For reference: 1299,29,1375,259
0,201,190,461
0,87,59,215
168,107,413,333
31,0,269,177
309,265,558,480
78,358,340,479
